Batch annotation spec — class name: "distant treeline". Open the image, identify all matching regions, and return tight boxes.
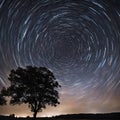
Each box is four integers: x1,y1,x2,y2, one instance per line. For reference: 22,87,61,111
0,112,120,120
53,112,120,119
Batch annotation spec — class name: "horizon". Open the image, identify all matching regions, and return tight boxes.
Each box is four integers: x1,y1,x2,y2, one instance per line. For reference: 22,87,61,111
1,111,120,118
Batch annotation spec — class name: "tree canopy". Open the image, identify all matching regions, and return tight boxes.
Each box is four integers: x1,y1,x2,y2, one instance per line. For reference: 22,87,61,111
0,93,6,105
1,66,60,118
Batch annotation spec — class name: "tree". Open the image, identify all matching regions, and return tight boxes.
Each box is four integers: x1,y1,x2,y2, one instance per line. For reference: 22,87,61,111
1,66,60,119
0,93,6,105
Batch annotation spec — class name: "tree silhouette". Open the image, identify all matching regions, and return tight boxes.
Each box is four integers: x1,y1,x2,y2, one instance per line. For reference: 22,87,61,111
0,93,6,105
1,66,60,119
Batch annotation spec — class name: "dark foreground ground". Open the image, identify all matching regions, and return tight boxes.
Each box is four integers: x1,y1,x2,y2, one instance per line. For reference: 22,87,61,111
0,112,120,120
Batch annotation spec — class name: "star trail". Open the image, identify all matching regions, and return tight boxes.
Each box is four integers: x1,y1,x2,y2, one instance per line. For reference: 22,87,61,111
0,0,120,117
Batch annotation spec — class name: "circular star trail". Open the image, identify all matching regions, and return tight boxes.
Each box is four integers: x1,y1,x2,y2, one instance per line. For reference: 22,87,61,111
0,0,120,105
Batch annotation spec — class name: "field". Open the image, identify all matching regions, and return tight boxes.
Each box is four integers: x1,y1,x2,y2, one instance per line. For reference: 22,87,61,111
0,112,120,120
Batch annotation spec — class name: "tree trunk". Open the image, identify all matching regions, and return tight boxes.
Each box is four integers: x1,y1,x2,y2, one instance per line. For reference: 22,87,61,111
33,111,38,119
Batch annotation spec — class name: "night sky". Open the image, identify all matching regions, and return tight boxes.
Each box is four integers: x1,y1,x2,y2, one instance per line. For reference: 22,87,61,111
0,0,120,117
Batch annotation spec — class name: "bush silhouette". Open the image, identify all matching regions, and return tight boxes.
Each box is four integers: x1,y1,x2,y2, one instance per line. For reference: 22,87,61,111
1,66,60,119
